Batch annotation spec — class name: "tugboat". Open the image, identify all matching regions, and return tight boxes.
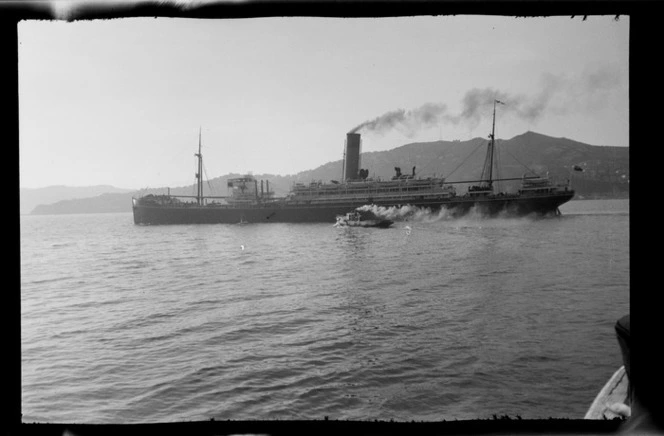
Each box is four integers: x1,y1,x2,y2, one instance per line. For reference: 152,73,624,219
335,209,394,228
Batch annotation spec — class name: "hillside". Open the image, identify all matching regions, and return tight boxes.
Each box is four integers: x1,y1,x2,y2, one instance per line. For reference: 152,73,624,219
20,185,133,215
28,131,629,215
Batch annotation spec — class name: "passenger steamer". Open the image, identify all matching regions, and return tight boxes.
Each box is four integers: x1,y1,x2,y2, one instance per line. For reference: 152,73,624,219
132,101,575,224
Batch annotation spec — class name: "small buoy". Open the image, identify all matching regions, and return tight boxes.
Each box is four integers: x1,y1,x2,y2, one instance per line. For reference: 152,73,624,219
241,245,245,250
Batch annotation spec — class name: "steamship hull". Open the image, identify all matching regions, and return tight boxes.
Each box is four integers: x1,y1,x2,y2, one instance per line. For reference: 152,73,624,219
132,191,574,225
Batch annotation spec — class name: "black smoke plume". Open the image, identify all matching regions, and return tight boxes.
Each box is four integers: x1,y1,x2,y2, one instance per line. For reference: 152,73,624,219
349,103,450,136
349,68,622,136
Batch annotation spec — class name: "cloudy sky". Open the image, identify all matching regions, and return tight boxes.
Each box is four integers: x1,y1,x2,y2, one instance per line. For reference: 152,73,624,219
18,13,628,190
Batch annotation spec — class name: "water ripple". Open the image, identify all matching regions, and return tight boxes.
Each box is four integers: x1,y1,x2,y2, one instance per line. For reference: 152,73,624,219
20,201,630,423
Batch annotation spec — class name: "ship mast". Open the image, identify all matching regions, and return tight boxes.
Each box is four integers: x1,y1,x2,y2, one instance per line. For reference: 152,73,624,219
481,99,503,189
195,127,203,206
489,100,496,184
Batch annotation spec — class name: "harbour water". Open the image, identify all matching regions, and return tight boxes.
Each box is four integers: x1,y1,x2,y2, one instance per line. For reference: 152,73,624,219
20,199,629,424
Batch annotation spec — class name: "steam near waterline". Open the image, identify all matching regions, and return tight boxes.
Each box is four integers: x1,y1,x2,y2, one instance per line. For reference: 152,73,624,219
357,204,462,222
349,68,622,136
357,204,544,223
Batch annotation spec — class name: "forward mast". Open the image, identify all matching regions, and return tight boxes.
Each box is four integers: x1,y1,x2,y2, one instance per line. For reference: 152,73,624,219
195,128,203,205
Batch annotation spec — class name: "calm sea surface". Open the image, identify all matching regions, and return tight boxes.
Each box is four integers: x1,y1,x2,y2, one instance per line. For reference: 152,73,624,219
20,199,630,424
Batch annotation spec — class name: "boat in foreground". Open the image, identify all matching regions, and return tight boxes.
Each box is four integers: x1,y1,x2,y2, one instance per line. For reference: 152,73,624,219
133,101,574,225
585,366,630,420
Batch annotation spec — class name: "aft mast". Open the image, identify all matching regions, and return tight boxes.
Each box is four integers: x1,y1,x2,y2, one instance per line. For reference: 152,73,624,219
195,128,203,206
480,99,504,190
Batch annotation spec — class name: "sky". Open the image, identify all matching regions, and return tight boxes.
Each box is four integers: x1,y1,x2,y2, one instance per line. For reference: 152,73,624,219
18,12,629,190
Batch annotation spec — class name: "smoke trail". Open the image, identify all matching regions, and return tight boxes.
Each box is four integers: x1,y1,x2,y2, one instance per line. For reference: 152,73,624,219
349,103,449,136
350,68,623,135
452,84,558,130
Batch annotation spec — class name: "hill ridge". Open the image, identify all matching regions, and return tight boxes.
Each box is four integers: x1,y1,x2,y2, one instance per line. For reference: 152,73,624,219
27,131,629,215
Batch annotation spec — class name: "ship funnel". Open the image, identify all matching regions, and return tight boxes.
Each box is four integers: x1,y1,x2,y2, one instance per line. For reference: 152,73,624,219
344,133,361,181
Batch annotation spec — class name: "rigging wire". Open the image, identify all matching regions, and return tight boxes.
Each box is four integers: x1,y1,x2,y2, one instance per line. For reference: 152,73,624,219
191,157,196,197
494,140,502,190
203,162,215,196
500,145,540,177
444,139,488,181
